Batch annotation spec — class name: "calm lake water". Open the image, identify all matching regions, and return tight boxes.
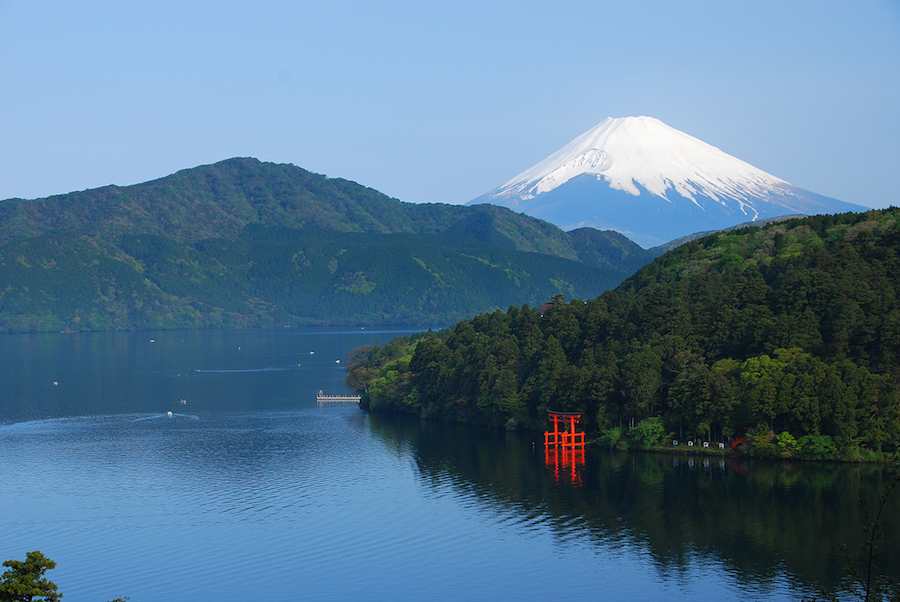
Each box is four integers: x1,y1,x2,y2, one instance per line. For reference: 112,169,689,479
1,329,898,601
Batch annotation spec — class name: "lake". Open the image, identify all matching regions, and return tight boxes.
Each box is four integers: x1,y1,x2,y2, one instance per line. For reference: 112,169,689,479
1,329,898,601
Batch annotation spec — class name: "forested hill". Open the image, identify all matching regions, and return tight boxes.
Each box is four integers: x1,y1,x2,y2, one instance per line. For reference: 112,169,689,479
0,158,653,271
348,208,900,461
0,158,655,332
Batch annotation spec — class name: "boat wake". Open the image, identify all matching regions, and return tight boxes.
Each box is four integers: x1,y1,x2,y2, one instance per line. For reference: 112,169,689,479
130,413,200,422
194,367,292,373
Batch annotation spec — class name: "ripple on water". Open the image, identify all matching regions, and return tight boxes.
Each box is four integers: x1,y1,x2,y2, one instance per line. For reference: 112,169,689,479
1,405,883,602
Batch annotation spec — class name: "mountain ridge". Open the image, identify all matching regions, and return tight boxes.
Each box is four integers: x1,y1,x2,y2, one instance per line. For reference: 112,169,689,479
0,157,656,271
0,158,656,332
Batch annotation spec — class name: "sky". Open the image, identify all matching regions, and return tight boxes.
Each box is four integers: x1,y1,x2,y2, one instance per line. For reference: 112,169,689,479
1,1,898,209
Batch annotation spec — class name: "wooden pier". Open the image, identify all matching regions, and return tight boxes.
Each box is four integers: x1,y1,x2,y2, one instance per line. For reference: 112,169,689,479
316,390,361,403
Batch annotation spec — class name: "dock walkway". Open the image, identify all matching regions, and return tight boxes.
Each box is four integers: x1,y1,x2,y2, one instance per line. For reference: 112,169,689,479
316,390,361,403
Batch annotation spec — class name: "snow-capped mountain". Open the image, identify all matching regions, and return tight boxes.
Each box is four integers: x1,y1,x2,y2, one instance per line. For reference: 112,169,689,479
469,116,866,247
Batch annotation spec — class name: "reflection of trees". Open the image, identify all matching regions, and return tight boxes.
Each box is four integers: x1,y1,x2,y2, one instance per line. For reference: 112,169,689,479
366,413,900,592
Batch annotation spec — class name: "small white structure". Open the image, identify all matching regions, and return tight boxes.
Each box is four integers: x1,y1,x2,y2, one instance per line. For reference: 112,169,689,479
316,390,361,403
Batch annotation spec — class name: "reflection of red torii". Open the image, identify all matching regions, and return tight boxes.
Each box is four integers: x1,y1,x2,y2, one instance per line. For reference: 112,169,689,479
544,411,585,449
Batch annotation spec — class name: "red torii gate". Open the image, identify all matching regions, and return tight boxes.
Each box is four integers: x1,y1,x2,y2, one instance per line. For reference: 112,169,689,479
544,411,585,449
544,411,585,486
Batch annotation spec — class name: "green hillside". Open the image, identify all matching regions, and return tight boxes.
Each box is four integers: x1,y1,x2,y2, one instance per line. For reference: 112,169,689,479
0,158,653,332
0,157,653,268
349,208,900,461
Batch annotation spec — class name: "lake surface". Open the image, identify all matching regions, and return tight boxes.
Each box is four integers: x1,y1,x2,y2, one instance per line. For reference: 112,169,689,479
1,329,898,601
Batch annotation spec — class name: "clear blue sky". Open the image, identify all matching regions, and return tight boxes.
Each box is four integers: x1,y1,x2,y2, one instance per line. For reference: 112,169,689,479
2,1,898,209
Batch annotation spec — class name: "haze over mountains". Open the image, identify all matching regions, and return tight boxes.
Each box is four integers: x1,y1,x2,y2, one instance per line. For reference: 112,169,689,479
470,117,867,247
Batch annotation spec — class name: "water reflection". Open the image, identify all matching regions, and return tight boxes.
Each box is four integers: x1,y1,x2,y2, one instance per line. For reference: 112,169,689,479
366,412,900,595
4,330,899,600
545,447,585,486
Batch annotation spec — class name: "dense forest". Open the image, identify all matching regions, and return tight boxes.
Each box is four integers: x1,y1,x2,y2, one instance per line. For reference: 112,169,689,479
347,208,900,461
0,225,630,331
0,158,657,332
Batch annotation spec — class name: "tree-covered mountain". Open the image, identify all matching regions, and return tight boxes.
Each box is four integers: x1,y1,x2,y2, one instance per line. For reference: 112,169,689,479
0,158,657,332
348,208,900,461
0,157,654,265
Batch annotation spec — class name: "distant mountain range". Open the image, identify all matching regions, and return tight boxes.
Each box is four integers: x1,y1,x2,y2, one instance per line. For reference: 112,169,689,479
0,158,657,332
470,116,867,247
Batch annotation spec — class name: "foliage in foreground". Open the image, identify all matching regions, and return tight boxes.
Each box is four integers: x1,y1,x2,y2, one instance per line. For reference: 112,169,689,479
0,551,61,601
348,209,900,462
0,551,130,602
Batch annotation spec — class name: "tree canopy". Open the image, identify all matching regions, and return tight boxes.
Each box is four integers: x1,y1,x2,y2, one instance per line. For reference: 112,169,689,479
348,208,900,461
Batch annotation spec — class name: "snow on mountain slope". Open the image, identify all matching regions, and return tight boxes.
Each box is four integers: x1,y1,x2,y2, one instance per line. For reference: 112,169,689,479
470,116,866,247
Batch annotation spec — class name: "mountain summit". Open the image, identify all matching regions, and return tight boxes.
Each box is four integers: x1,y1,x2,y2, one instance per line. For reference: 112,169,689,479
469,116,866,247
